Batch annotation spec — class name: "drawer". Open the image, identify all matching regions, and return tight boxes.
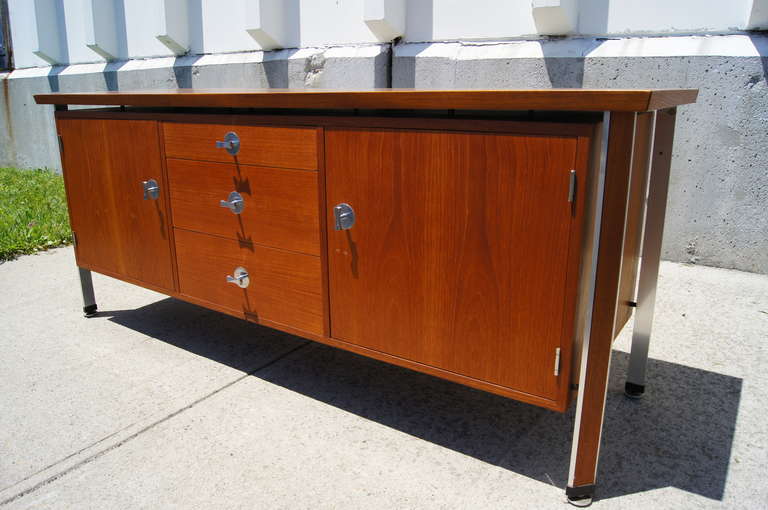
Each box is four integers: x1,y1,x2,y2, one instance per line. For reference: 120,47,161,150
167,159,320,255
162,122,318,170
175,229,323,336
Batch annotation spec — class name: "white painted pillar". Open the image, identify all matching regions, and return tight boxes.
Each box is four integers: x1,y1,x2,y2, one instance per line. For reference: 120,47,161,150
84,0,120,61
747,0,768,29
532,0,579,35
156,0,189,55
245,0,300,50
31,0,67,65
364,0,405,41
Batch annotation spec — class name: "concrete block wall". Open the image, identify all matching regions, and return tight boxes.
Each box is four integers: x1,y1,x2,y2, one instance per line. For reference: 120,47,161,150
0,0,765,276
0,45,390,169
394,36,768,274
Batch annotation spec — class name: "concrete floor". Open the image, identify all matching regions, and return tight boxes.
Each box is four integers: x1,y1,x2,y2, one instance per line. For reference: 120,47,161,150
1,247,766,510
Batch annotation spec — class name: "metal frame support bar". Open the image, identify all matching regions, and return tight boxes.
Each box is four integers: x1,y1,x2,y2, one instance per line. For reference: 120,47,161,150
625,108,678,398
78,267,98,317
567,111,638,506
566,111,611,507
57,104,97,319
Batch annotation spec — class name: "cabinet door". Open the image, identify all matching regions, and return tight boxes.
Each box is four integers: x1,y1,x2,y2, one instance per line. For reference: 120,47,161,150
58,119,174,292
326,128,581,401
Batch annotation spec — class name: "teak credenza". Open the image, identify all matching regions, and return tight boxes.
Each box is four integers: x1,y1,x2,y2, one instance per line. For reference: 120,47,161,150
35,88,698,505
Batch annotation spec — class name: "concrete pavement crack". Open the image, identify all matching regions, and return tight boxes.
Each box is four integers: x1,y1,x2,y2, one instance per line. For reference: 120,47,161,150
0,420,141,494
0,340,311,507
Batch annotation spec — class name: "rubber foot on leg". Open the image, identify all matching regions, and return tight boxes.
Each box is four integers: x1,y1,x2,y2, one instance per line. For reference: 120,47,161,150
625,381,645,399
566,485,594,507
83,304,98,317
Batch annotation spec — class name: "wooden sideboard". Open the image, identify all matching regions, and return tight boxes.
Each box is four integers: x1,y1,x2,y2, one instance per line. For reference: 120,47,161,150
35,89,697,505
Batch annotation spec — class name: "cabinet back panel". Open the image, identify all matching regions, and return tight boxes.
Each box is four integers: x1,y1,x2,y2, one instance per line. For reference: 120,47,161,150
326,128,581,400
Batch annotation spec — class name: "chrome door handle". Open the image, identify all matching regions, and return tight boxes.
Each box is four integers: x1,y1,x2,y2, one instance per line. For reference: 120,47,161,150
226,266,250,288
215,131,240,155
333,203,355,230
219,191,244,214
142,179,159,200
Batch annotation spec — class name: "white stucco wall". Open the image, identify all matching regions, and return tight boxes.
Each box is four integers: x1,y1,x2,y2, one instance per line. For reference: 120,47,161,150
192,0,259,55
301,0,380,47
578,0,754,36
6,0,766,68
2,3,767,274
123,0,175,58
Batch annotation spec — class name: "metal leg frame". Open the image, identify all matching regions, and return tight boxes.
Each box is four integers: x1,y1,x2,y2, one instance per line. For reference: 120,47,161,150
624,110,676,399
565,112,617,507
566,108,677,505
78,267,98,317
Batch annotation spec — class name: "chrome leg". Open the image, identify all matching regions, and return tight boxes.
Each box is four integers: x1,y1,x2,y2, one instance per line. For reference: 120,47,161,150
566,111,618,507
625,258,658,397
625,108,677,398
78,267,98,317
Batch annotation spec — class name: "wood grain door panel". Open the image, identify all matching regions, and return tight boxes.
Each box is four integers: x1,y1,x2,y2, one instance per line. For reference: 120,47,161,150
58,118,174,291
166,159,320,255
174,229,323,335
326,128,580,400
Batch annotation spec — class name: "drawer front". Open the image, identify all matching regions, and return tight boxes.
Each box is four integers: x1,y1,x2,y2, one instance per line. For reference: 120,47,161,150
175,229,323,335
167,159,320,255
162,122,318,170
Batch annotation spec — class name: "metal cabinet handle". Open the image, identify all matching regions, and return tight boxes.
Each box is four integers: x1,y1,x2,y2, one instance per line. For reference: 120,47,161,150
333,203,355,230
215,131,240,155
219,191,244,214
142,179,159,200
226,266,250,288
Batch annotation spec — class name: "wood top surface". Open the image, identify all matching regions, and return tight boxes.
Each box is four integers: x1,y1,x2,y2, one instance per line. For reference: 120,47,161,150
35,88,697,112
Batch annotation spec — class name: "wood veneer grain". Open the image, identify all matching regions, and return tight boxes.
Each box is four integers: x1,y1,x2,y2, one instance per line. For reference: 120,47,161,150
162,122,318,170
58,118,175,291
571,112,637,487
174,229,324,335
56,109,599,136
326,127,587,403
167,159,320,256
614,112,654,337
556,133,595,407
36,88,698,112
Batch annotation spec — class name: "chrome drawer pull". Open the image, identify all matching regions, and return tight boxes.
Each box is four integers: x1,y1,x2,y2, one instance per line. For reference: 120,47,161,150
333,203,355,230
215,131,240,155
226,266,250,288
142,179,159,200
219,191,244,214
